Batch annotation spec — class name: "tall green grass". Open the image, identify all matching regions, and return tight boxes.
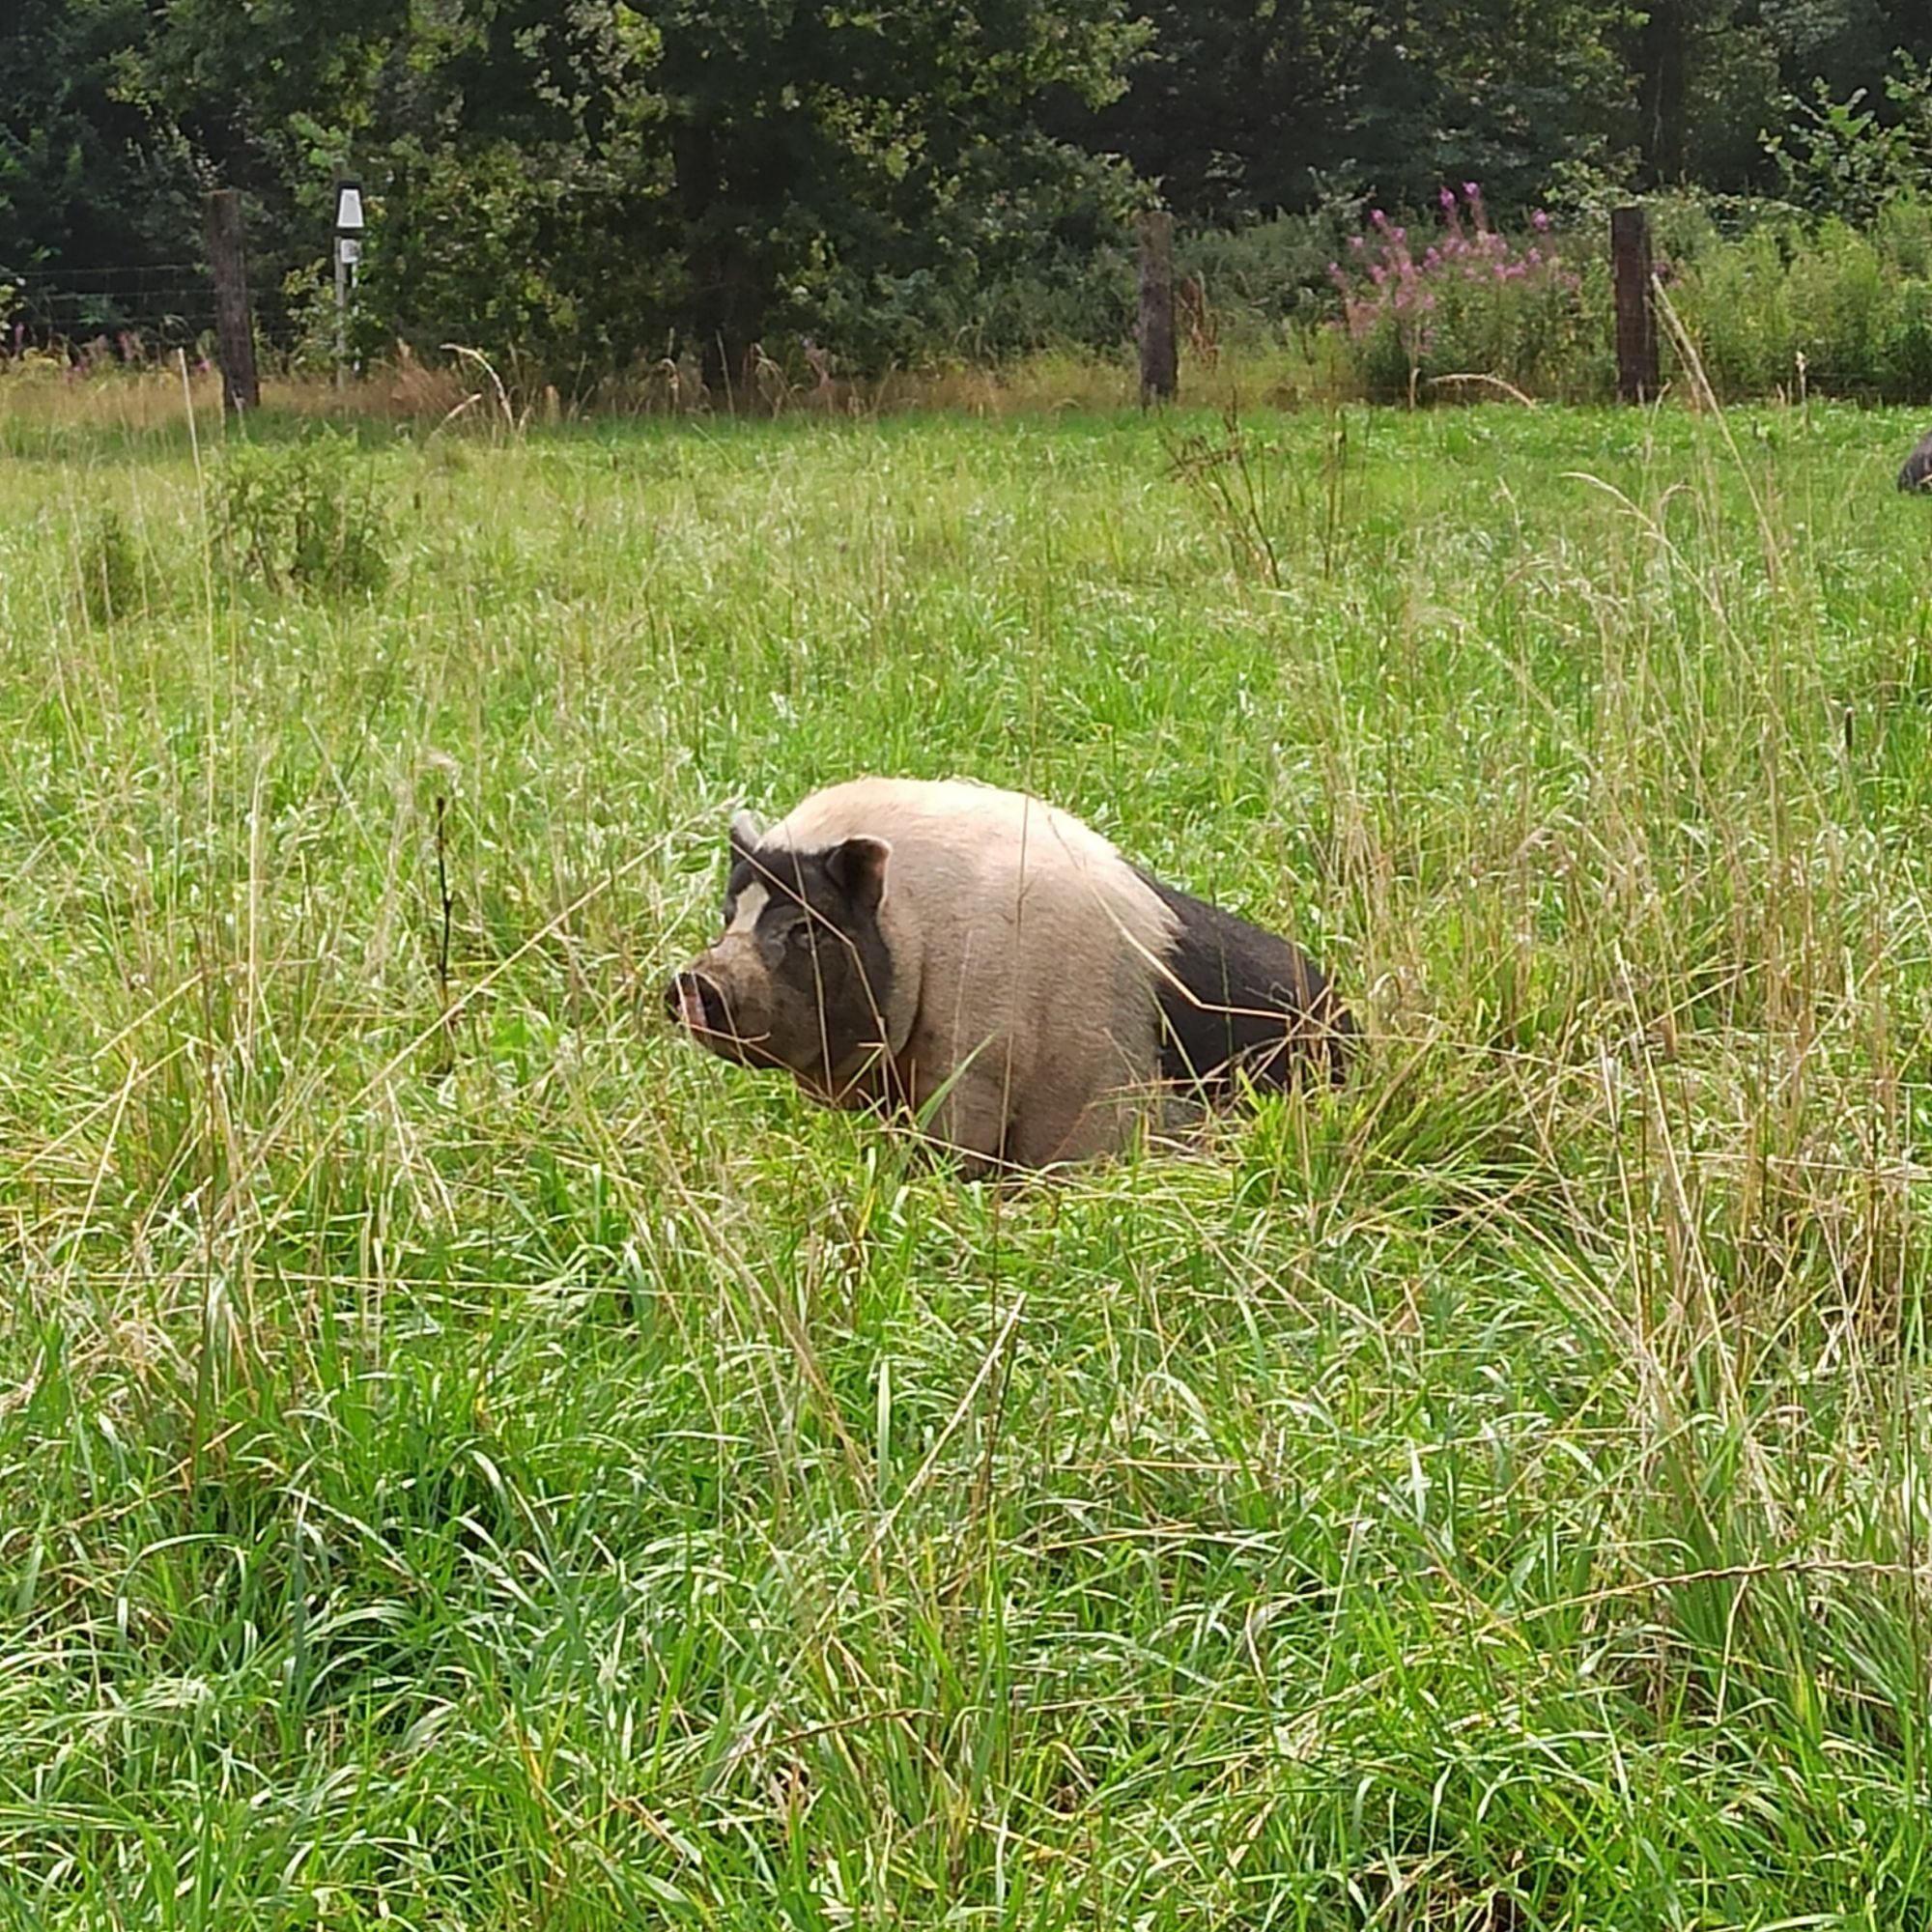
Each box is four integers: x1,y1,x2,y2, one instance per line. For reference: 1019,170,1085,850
3,391,1932,1927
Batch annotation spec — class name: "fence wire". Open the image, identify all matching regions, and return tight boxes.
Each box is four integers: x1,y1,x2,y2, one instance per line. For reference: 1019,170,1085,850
3,260,305,355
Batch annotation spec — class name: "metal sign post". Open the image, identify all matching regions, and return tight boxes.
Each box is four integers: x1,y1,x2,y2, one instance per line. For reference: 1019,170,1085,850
333,179,364,390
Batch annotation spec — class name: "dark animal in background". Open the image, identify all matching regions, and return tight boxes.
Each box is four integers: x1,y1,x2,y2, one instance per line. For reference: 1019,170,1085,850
1899,430,1932,492
666,777,1352,1171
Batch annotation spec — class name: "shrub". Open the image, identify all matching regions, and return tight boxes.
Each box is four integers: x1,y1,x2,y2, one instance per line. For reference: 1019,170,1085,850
1761,58,1932,229
1665,198,1932,402
74,507,156,626
1300,184,1932,407
1178,212,1355,348
1321,185,1608,402
212,431,391,598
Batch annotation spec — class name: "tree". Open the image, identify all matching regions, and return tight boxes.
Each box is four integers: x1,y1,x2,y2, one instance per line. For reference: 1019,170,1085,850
1634,0,1689,183
145,0,1144,388
646,0,1146,387
1055,0,1372,225
0,0,199,304
1345,0,1636,213
1063,0,1636,225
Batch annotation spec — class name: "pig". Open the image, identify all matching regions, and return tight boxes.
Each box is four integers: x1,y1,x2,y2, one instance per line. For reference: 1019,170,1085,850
667,777,1350,1170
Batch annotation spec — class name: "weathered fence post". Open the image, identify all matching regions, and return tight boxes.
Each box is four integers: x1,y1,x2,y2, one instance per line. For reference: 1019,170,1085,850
204,188,260,413
1137,209,1177,407
1611,205,1659,404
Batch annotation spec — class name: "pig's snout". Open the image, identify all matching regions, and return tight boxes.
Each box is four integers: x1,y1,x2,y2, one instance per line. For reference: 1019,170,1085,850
666,969,726,1037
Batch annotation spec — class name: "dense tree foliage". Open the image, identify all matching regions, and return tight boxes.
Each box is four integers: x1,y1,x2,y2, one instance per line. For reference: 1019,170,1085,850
1060,0,1932,218
1059,0,1637,222
3,0,1144,380
4,0,1932,381
0,0,199,280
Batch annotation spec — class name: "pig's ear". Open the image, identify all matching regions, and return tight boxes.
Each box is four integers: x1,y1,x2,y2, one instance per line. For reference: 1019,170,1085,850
825,835,892,914
728,810,764,866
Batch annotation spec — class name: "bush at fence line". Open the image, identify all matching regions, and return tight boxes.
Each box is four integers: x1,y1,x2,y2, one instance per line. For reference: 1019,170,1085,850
1760,59,1932,230
212,431,390,598
1176,212,1357,348
1293,183,1932,406
1317,185,1612,402
1664,195,1932,400
18,186,1932,410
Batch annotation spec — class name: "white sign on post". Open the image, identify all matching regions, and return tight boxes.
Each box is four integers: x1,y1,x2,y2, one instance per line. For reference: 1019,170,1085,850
332,178,365,388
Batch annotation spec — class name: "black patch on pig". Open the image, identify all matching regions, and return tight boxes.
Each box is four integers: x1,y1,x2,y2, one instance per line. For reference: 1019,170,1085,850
729,837,895,1070
1142,874,1352,1090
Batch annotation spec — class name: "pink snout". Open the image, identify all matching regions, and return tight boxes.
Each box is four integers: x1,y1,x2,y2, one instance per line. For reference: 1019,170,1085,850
666,969,725,1037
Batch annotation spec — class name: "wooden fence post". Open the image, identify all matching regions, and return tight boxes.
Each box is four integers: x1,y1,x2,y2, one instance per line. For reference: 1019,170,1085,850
1611,205,1658,404
205,188,260,413
1137,210,1177,407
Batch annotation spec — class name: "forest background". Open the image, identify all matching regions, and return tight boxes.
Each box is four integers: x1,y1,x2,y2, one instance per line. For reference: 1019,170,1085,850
9,0,1932,402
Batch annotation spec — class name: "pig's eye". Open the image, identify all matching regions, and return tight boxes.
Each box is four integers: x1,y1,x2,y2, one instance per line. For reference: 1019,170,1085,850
784,919,816,951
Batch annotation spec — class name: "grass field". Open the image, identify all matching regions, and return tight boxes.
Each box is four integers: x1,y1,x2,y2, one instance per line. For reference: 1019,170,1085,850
6,384,1932,1928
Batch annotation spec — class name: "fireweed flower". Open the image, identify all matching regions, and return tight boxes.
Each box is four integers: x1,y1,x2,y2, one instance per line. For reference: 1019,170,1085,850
1327,190,1571,385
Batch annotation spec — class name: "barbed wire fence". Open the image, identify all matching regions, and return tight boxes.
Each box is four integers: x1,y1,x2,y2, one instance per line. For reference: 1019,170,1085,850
7,263,216,352
4,251,298,367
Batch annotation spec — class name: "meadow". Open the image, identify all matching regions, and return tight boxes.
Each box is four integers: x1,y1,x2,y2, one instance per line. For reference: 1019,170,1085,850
4,379,1932,1928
